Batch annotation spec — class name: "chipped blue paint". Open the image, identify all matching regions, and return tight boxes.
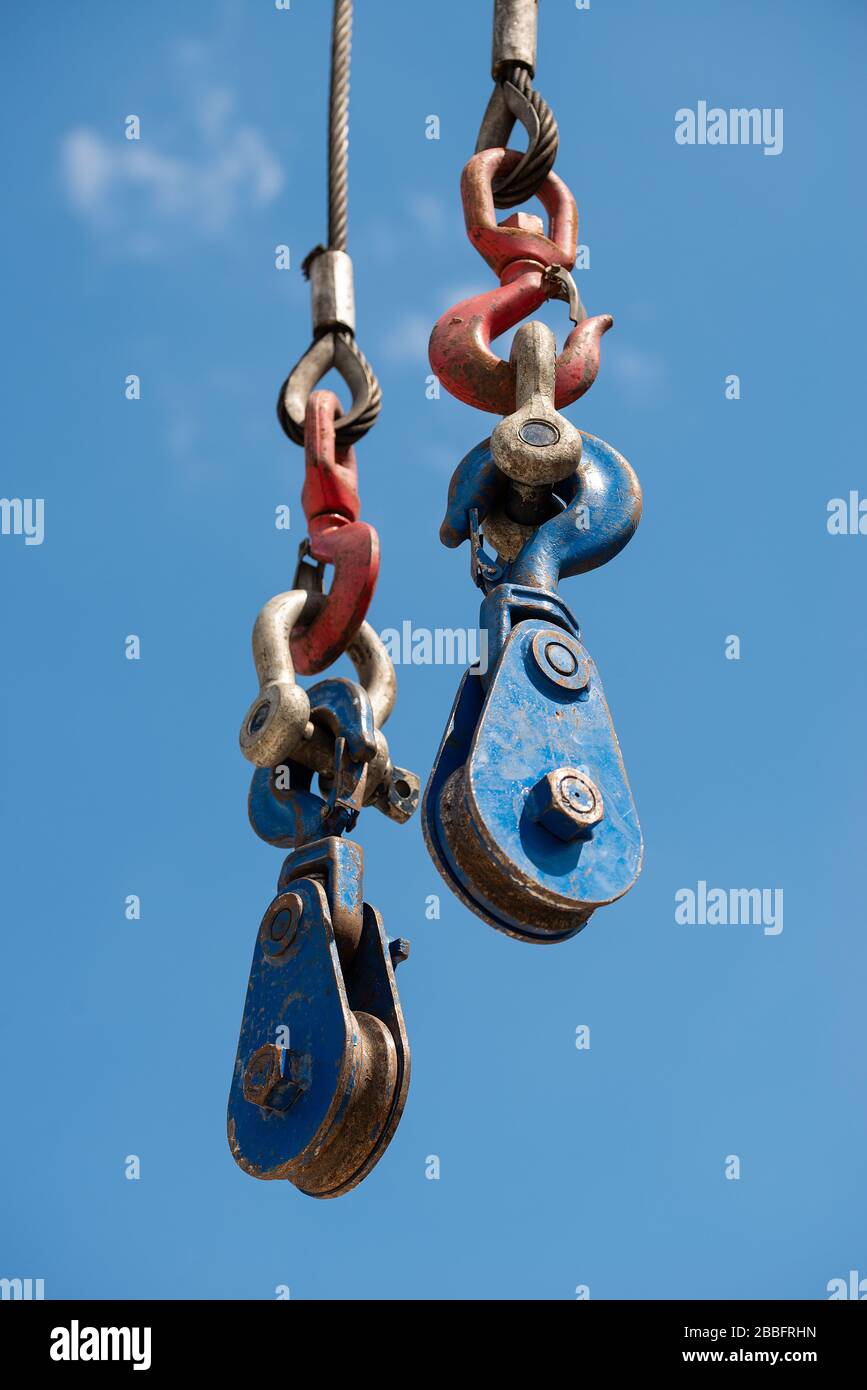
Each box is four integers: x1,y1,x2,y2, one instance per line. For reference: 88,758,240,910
440,432,641,593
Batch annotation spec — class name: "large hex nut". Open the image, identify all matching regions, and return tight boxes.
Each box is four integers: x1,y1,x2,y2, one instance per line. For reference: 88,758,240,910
527,767,604,842
242,1044,304,1112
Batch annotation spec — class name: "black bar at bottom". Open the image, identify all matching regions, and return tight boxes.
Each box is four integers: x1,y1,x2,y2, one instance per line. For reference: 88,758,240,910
1,1297,862,1374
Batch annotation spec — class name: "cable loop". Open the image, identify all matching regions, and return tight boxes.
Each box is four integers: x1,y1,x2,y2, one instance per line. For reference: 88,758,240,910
278,0,380,446
475,64,559,208
277,330,381,449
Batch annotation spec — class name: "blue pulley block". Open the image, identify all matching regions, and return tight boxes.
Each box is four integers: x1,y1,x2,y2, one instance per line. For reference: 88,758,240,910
227,837,410,1197
423,585,642,943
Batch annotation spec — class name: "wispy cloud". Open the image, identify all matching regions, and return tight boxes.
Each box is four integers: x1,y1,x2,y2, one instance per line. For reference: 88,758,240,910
60,43,283,255
606,345,667,400
161,366,269,486
378,281,489,366
439,282,490,308
380,312,432,364
406,192,456,242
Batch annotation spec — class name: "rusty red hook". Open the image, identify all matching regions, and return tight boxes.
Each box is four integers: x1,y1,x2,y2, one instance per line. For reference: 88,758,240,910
290,391,380,676
429,148,612,415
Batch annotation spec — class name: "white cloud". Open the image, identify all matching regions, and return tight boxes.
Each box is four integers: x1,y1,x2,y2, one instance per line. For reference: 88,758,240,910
406,192,452,241
440,282,490,308
379,312,432,365
606,346,666,393
60,63,283,254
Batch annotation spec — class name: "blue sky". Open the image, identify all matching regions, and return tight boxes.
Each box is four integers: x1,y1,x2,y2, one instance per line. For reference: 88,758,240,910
1,0,865,1299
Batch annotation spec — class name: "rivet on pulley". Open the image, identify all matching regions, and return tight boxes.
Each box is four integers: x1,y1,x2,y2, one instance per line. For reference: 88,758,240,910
531,628,589,690
258,892,304,959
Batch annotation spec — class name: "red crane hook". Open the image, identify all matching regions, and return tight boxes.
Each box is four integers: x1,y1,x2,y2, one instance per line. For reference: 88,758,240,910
429,148,612,415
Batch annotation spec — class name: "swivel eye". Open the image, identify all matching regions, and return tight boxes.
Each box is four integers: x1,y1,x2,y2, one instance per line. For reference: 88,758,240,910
462,148,577,276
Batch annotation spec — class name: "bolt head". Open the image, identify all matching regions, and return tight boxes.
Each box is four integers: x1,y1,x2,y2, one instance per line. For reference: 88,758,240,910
242,1043,303,1111
527,768,604,842
388,937,410,966
544,641,577,676
243,1044,283,1106
530,629,589,691
258,892,303,958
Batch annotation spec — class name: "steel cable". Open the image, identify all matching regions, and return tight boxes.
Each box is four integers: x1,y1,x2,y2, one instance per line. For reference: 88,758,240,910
281,0,381,448
327,0,352,251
